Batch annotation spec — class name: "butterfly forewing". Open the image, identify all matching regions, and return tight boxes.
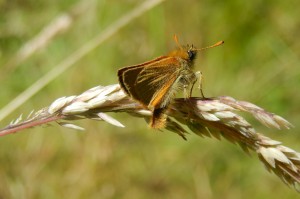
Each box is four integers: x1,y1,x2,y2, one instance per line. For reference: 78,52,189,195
136,59,181,108
118,56,182,109
148,74,179,108
118,66,143,99
118,56,168,99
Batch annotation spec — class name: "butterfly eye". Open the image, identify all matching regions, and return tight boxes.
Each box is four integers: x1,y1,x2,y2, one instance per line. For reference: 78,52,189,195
187,50,196,60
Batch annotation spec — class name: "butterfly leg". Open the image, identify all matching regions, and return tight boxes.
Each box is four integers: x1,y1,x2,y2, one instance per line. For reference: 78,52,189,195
183,71,199,98
183,84,188,99
197,71,205,98
191,71,205,98
189,77,197,98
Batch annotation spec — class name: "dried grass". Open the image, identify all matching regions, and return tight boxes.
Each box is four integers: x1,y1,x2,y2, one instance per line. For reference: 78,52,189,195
1,83,299,191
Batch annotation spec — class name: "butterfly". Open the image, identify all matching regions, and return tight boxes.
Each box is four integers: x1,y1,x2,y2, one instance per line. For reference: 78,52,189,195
118,36,223,129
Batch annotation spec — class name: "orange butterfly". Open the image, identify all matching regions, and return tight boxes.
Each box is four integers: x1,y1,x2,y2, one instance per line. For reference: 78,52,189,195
118,36,223,128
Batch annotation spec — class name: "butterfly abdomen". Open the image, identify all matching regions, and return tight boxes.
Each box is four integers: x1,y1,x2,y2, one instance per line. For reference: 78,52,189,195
150,108,168,129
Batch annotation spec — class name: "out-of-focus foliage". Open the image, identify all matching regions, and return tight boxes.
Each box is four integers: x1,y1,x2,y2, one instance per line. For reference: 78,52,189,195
0,0,299,198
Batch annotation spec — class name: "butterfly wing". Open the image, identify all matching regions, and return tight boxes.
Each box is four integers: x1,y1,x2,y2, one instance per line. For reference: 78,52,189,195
118,56,167,99
135,60,181,109
118,56,182,109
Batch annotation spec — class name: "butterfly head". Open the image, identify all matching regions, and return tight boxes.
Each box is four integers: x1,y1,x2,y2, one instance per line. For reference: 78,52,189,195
187,45,197,61
168,44,198,62
170,35,224,62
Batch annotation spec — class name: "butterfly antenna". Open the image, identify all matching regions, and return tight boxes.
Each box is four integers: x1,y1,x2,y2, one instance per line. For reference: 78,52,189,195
173,34,183,50
195,41,224,51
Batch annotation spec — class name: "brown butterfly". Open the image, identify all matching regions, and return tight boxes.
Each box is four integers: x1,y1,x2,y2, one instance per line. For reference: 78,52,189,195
118,36,224,129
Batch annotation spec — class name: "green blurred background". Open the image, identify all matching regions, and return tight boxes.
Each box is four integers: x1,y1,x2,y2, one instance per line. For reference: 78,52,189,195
0,0,300,198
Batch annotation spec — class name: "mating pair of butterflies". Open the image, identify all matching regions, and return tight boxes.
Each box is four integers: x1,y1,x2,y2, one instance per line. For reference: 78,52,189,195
118,36,224,129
